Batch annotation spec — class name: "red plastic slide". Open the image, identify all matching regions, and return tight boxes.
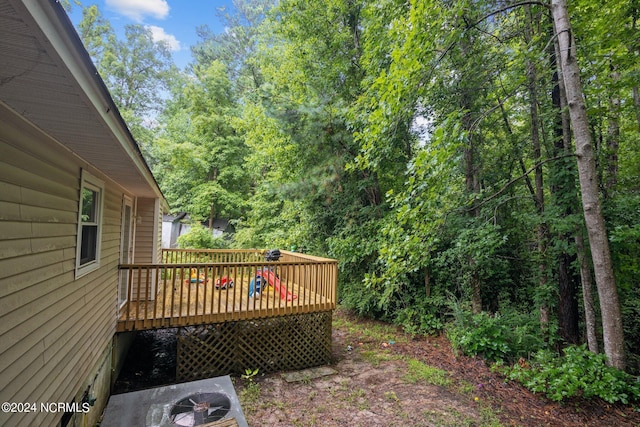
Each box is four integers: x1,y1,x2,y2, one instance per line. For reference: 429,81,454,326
260,269,297,301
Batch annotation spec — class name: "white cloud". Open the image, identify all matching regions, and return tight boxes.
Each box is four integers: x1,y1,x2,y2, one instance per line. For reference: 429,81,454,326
106,0,169,22
146,25,181,51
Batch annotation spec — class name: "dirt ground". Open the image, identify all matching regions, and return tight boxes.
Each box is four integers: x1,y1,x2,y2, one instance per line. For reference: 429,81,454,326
112,309,640,426
235,309,640,427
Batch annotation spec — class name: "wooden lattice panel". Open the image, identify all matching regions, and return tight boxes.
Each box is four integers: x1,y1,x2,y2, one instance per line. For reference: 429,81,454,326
177,311,332,382
177,323,238,381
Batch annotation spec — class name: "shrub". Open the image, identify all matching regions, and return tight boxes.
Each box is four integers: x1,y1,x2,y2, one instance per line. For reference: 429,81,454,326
446,307,544,363
506,345,640,404
447,312,512,362
177,224,229,249
394,296,446,335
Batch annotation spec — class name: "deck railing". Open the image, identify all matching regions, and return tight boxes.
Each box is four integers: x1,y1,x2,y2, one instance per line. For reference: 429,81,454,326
117,249,337,331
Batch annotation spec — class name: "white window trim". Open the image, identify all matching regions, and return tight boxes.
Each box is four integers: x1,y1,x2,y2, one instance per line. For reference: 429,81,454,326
118,195,134,309
75,170,105,279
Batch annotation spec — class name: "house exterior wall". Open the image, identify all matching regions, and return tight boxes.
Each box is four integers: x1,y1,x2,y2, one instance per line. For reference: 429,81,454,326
0,103,137,425
156,201,162,263
129,198,161,300
133,198,158,264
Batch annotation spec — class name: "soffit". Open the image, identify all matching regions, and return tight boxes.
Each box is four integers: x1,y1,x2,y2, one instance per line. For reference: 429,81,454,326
0,0,162,200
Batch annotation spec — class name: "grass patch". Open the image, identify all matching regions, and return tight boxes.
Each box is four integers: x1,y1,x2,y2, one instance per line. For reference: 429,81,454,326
360,349,402,366
333,313,407,344
421,407,502,427
456,379,476,394
360,323,404,343
422,409,473,426
238,381,262,414
384,390,400,402
478,405,503,427
404,359,451,387
344,388,369,410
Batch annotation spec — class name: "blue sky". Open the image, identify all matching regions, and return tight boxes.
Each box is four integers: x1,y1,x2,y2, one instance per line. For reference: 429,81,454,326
68,0,235,69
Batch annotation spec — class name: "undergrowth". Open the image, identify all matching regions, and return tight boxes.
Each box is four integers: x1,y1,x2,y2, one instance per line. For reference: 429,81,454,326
503,345,640,404
446,307,543,363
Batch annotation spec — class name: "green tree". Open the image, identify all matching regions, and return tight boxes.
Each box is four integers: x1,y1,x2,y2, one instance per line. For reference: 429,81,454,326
191,0,272,91
154,61,250,227
76,4,177,161
71,0,640,373
236,0,390,259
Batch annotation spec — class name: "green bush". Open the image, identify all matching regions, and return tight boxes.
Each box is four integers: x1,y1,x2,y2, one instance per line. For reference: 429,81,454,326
177,225,229,249
446,307,544,362
394,303,444,335
506,345,640,404
393,297,444,335
447,312,512,361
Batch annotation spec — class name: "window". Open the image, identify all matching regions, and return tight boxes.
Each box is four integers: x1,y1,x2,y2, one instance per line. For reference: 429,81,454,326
76,170,104,277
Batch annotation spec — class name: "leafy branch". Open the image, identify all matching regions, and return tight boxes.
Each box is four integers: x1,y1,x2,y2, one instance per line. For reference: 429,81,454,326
466,154,576,212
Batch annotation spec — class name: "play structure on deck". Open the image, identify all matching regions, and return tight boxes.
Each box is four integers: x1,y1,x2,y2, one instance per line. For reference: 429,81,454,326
117,248,337,379
250,268,297,301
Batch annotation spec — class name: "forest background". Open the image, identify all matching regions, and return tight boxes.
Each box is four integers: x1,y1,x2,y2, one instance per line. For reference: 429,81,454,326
65,0,640,402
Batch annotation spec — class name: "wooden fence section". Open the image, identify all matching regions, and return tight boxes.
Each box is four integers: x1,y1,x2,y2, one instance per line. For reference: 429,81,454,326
117,250,337,331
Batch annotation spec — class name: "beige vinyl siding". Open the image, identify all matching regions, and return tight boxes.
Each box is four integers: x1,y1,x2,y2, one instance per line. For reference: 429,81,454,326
0,112,122,426
134,198,157,263
157,201,163,263
129,198,159,300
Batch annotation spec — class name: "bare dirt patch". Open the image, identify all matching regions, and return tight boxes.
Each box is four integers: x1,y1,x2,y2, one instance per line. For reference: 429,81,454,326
236,308,640,427
111,309,640,426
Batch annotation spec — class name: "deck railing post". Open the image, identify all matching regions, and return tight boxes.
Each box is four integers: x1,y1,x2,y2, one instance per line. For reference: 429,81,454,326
125,266,133,329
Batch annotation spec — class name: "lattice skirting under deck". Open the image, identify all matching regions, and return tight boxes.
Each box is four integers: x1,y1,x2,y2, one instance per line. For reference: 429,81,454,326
176,311,333,382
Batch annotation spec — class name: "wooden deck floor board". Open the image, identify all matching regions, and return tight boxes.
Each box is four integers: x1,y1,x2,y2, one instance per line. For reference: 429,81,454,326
117,274,330,331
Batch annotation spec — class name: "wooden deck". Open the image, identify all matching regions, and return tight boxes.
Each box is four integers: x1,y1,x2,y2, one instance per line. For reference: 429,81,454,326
117,250,337,331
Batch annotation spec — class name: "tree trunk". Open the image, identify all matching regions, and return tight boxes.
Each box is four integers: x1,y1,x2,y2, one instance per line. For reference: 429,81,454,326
424,268,431,298
460,33,482,314
525,12,549,329
632,8,640,132
552,0,625,369
208,169,218,230
529,76,550,328
633,86,640,132
557,251,580,344
605,68,620,195
575,232,599,353
550,15,596,352
550,26,580,346
208,204,215,230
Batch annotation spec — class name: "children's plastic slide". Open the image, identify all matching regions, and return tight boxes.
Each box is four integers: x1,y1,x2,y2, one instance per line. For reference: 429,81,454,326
249,269,297,301
260,268,297,301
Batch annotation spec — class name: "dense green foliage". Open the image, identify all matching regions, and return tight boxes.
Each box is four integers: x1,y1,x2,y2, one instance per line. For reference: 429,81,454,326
156,61,250,224
447,307,544,363
73,0,640,398
505,345,640,403
177,225,230,250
